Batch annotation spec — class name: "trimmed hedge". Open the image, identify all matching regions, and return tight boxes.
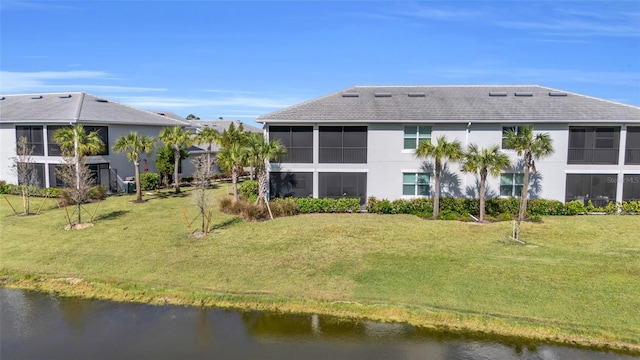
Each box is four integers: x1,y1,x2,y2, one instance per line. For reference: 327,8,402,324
293,197,360,213
367,196,640,217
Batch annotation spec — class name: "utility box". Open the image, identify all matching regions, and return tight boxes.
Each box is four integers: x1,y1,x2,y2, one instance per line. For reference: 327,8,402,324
123,177,135,194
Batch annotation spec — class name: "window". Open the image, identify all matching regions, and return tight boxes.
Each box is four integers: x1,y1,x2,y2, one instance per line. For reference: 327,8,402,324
568,127,620,164
402,173,429,196
47,125,66,156
269,172,313,199
48,164,66,188
403,126,431,149
626,127,640,165
501,126,524,149
15,126,44,156
84,126,109,155
318,172,367,204
46,125,109,156
16,163,45,188
565,174,617,207
623,174,640,202
269,126,313,163
500,173,524,197
319,126,367,163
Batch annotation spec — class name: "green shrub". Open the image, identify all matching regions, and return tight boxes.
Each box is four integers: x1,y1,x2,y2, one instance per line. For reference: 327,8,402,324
528,199,564,216
88,185,108,200
621,200,640,214
39,187,62,197
485,198,520,216
530,214,543,223
437,210,459,220
294,197,360,213
0,182,20,195
564,200,586,215
140,172,160,190
604,201,619,214
239,180,259,199
497,212,513,221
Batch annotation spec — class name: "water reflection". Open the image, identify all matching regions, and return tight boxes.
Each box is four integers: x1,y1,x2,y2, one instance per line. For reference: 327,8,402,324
1,288,636,360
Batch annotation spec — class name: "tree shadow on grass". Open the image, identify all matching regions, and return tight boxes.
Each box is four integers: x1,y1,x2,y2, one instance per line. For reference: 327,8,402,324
210,217,243,230
93,210,130,221
152,191,191,199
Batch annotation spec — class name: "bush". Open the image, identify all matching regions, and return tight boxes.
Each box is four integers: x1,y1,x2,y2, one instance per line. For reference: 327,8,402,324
140,172,160,190
0,182,20,195
88,185,107,200
564,200,586,215
269,198,297,217
528,199,564,216
530,214,543,223
294,197,360,213
437,210,459,220
497,212,513,221
621,200,640,214
239,180,259,199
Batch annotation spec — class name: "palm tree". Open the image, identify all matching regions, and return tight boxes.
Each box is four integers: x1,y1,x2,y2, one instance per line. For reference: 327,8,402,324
217,142,247,202
462,144,511,222
53,124,105,224
245,134,286,204
195,127,219,178
504,126,554,239
415,135,463,219
112,132,155,202
159,126,192,194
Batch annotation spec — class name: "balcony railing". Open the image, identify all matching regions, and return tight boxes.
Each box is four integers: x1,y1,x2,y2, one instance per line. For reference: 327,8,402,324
568,148,619,164
279,147,313,163
625,148,640,165
319,147,367,163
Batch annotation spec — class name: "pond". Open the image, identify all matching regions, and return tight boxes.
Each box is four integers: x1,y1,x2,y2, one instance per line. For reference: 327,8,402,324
1,288,636,360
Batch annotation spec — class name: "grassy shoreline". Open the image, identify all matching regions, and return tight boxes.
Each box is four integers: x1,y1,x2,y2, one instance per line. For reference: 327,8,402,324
1,189,639,353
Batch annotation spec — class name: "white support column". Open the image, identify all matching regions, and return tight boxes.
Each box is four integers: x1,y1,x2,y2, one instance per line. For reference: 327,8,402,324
313,124,319,198
617,125,627,203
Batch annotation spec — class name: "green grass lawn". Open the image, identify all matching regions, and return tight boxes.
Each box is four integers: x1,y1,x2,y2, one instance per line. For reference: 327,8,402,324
1,186,639,352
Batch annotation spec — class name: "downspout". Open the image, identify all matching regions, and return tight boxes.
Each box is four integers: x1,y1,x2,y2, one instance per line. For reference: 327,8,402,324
464,122,472,192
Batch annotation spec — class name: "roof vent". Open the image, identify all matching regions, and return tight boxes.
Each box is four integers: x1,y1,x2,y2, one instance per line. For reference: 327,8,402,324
59,94,72,98
408,92,425,97
514,92,533,97
374,92,392,97
31,95,43,99
95,98,109,103
489,92,507,97
549,92,567,97
341,93,359,97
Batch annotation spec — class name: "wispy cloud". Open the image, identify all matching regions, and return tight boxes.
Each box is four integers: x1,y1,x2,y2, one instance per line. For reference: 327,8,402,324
0,70,165,93
0,0,77,11
386,2,639,38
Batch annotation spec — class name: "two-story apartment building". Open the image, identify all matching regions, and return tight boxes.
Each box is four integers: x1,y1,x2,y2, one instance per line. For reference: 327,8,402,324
256,85,640,205
0,92,189,191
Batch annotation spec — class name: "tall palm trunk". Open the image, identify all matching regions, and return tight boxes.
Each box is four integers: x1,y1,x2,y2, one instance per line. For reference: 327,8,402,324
173,145,181,194
433,161,441,219
206,144,212,177
134,160,142,202
74,132,81,224
479,170,487,222
519,152,532,221
232,166,239,202
257,161,268,205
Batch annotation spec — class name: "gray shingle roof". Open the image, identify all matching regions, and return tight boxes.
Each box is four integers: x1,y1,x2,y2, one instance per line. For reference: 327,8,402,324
256,85,640,123
0,92,189,126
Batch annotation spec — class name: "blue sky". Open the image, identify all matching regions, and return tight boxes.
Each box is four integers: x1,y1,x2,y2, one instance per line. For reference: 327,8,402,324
1,0,639,127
